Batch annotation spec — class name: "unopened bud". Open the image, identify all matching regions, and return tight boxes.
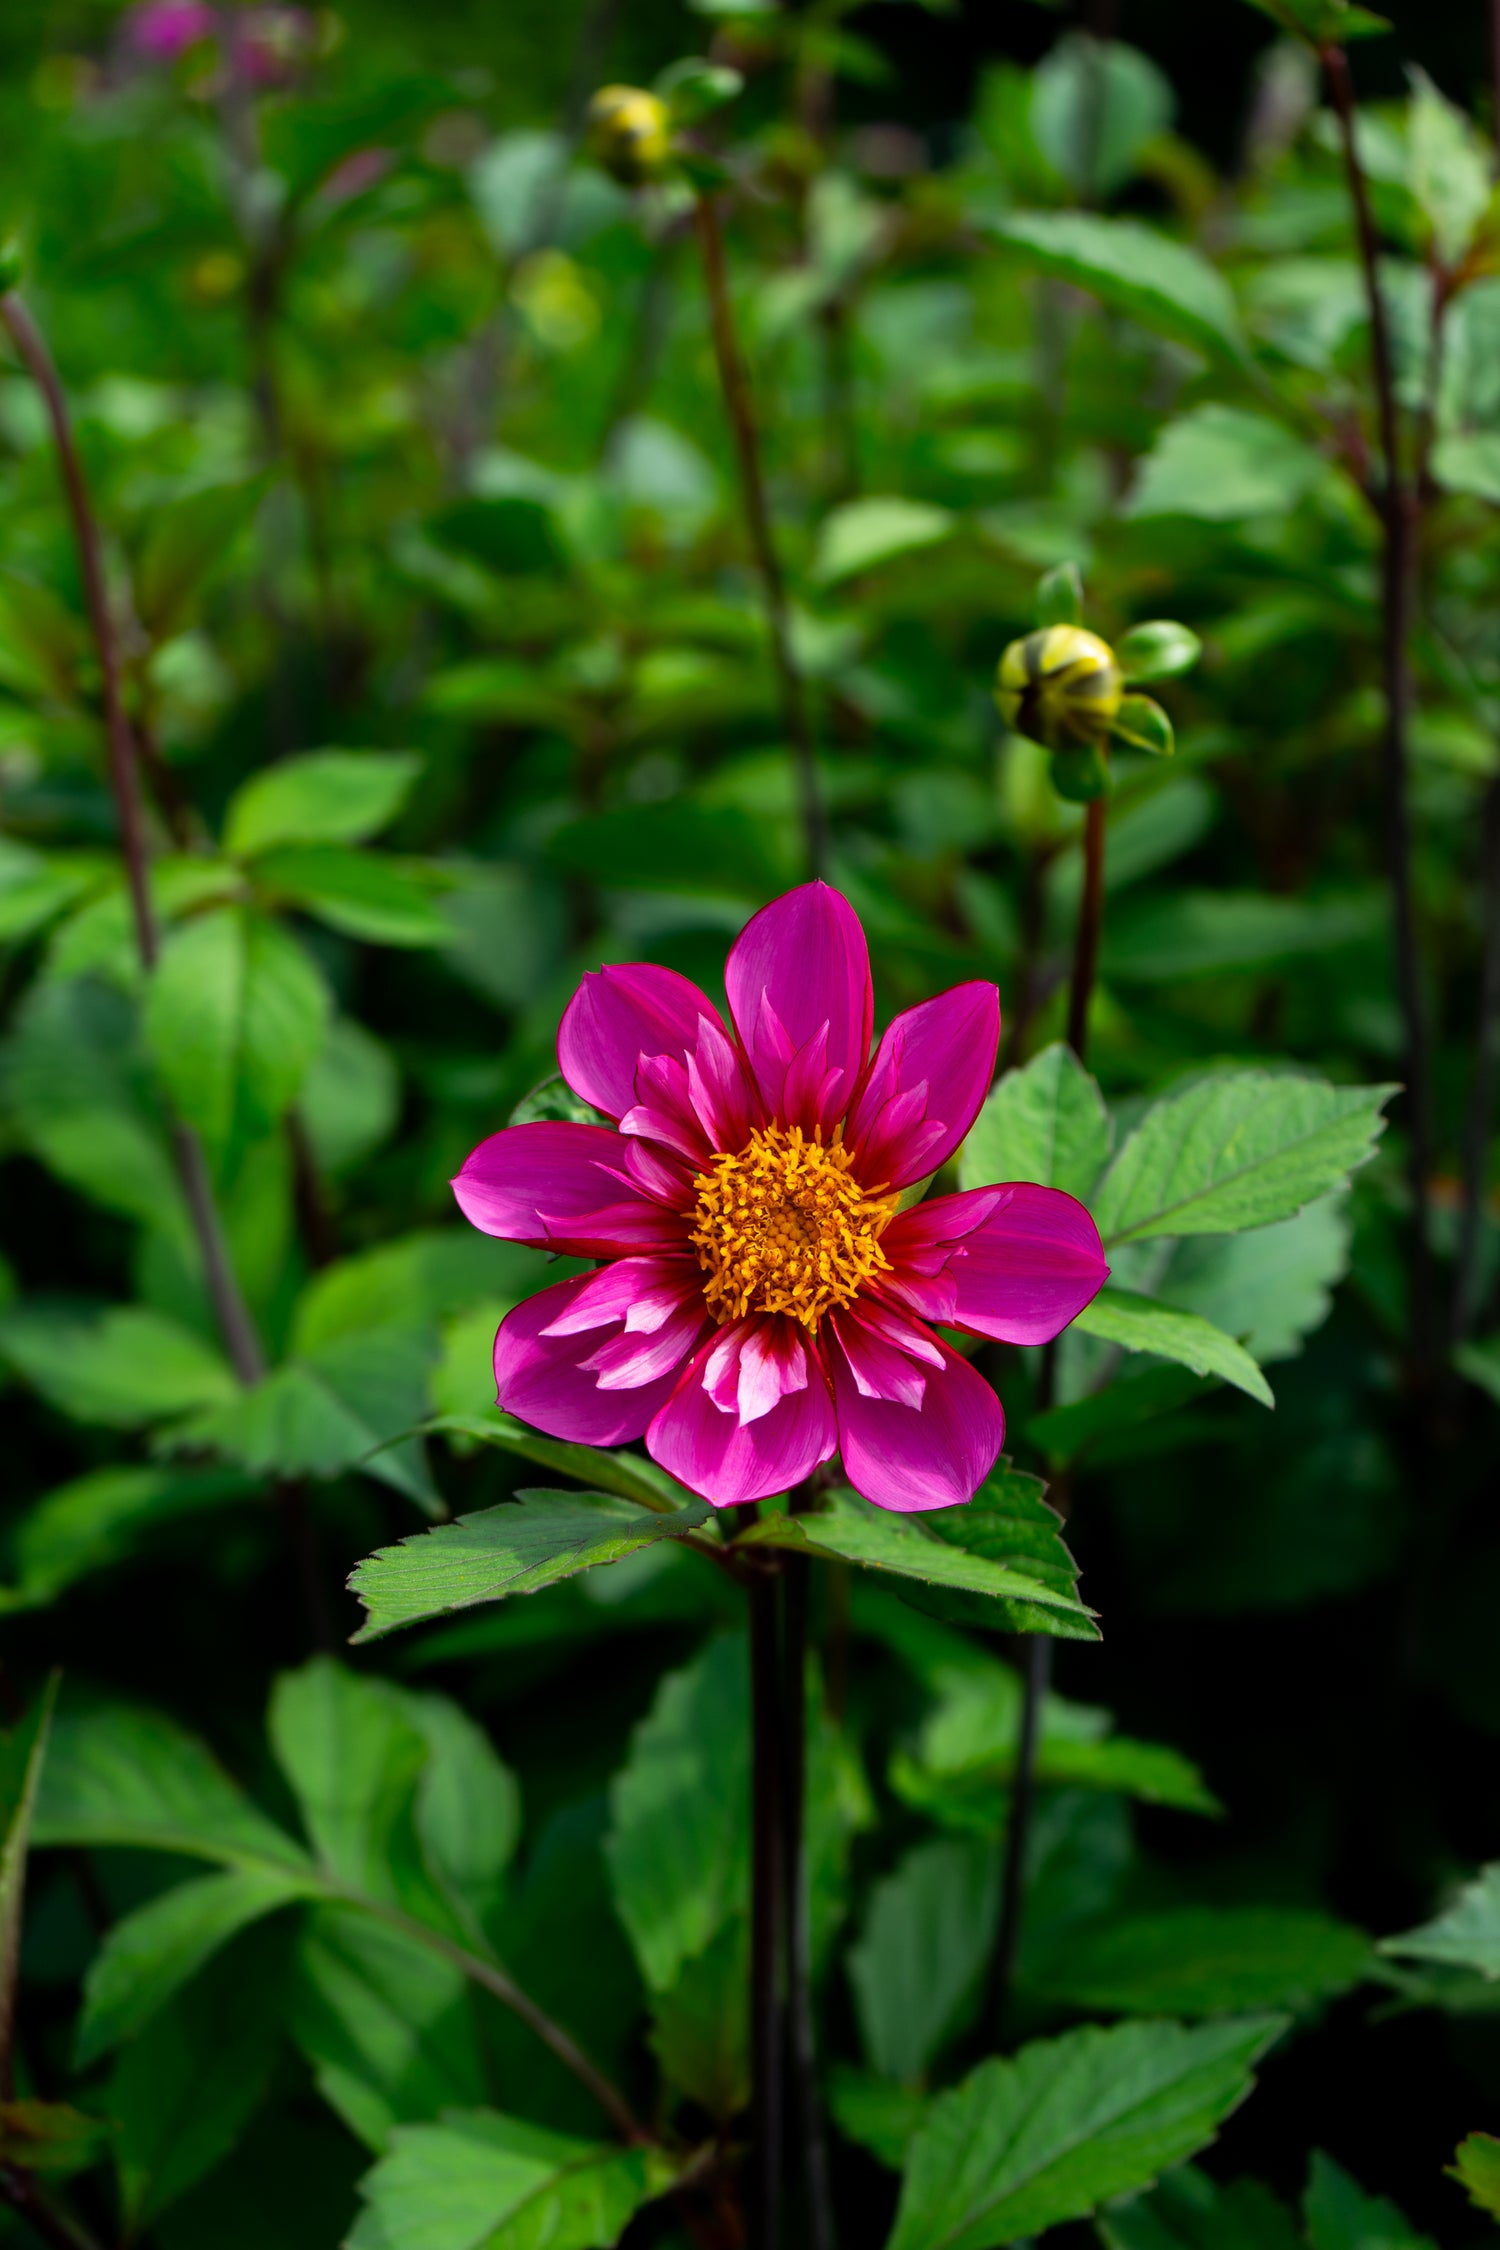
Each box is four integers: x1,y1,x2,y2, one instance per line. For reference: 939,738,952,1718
996,625,1122,752
586,85,673,187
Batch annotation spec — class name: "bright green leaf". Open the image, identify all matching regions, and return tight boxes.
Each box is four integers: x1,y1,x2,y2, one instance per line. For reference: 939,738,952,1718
959,1043,1112,1202
1070,1288,1275,1406
1098,2162,1305,2250
1380,1863,1500,1978
1449,2134,1500,2222
225,751,422,858
812,497,957,585
252,845,450,947
347,2109,672,2250
992,212,1248,364
1126,406,1324,521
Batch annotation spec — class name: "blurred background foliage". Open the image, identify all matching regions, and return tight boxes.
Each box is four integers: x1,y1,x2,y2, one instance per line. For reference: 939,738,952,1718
0,0,1499,2245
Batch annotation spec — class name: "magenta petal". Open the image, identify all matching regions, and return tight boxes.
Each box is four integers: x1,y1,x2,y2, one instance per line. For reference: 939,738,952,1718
845,982,1000,1191
884,1183,1108,1346
724,883,873,1133
647,1317,837,1507
452,1122,687,1256
827,1314,1003,1512
558,963,726,1121
493,1274,690,1447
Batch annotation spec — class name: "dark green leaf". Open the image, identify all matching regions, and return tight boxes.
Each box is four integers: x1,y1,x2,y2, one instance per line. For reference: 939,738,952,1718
0,1301,235,1429
848,1837,998,2084
991,212,1248,364
1097,2163,1305,2250
1027,1907,1370,2017
1303,2151,1434,2250
0,1676,57,2092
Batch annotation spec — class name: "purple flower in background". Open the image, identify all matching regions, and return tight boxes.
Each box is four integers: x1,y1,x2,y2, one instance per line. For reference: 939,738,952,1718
454,883,1108,1512
126,1,215,59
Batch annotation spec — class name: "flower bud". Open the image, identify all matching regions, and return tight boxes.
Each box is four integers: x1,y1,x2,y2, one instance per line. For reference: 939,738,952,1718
995,625,1122,752
586,85,673,187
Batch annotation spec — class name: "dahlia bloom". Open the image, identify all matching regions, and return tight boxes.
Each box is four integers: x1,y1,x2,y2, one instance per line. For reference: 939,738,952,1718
125,1,215,60
453,884,1107,1512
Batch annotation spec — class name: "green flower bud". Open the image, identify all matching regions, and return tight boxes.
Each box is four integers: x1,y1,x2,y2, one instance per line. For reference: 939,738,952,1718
996,624,1123,752
585,85,674,187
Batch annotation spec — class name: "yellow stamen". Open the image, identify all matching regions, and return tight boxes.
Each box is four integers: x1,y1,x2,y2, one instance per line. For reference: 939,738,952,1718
690,1123,897,1332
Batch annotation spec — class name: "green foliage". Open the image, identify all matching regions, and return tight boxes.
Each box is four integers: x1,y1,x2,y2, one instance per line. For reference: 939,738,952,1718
1448,2134,1500,2222
1380,1864,1500,1978
887,2016,1283,2247
347,2112,674,2250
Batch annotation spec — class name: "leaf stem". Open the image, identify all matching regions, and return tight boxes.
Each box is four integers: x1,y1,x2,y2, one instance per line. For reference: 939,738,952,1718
693,191,827,881
747,1558,786,2247
782,1505,834,2250
1323,44,1437,1368
1066,798,1108,1063
0,2172,102,2250
0,291,267,1391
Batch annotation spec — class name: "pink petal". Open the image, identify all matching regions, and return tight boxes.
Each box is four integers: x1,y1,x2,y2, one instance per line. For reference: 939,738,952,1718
647,1317,837,1507
724,883,872,1134
558,963,726,1121
452,1122,688,1257
494,1273,698,1446
884,1183,1108,1346
845,982,1000,1192
827,1314,1004,1512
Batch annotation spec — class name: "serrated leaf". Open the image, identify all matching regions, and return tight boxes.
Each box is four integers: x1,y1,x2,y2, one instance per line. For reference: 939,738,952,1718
1303,2151,1435,2250
349,1489,712,1644
1026,1907,1370,2018
1380,1863,1500,1977
1153,1196,1350,1365
992,211,1247,364
916,1462,1085,1635
737,1488,1095,1634
76,1865,316,2065
347,2110,671,2250
1091,1074,1394,1245
1449,2134,1500,2221
1071,1288,1274,1406
428,1412,694,1514
888,2015,1284,2250
959,1043,1112,1202
1098,2162,1305,2250
224,750,422,858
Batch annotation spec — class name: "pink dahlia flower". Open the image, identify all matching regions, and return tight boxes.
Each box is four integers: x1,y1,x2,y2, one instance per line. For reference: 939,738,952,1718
453,883,1108,1512
126,1,215,60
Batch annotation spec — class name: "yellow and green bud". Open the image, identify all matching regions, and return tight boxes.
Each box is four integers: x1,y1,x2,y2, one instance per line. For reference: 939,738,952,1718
995,624,1123,753
585,85,673,187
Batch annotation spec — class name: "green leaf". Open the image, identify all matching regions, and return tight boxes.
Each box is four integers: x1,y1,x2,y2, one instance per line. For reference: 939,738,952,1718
1027,1907,1370,2017
1031,34,1173,201
959,1043,1112,1201
1407,68,1491,270
848,1837,998,2084
1037,561,1085,627
0,2099,110,2178
1154,1197,1351,1365
109,1939,284,2238
649,1919,749,2118
829,2069,930,2171
1303,2151,1435,2250
398,1689,521,1933
917,1463,1087,1636
77,1865,316,2065
289,1904,486,2151
1125,407,1324,521
1455,1333,1500,1407
1238,0,1389,45
889,2015,1283,2250
349,1489,713,1645
1449,2134,1500,2222
430,1412,690,1513
0,1677,57,2092
290,1230,534,1356
0,841,107,944
1070,1288,1275,1407
300,1013,401,1176
1098,2163,1305,2250
1380,1863,1500,1977
1091,1074,1394,1245
992,212,1248,364
1431,433,1500,505
167,1326,440,1512
605,1634,749,1996
736,1489,1096,1635
1115,621,1202,684
347,2111,672,2250
1112,694,1174,757
224,751,422,858
144,907,329,1156
1103,891,1382,983
3,1464,250,1618
33,1699,312,1875
252,845,450,947
0,1301,236,1428
812,497,958,585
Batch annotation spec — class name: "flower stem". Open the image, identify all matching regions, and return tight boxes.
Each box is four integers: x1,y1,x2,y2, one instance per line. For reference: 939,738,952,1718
0,290,265,1387
1324,43,1437,1369
1455,776,1500,1342
1066,798,1107,1063
783,1521,835,2250
693,191,827,881
747,1560,787,2248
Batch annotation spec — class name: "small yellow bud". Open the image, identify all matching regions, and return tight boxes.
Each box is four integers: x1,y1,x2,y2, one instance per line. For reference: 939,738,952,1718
995,625,1123,752
586,85,673,187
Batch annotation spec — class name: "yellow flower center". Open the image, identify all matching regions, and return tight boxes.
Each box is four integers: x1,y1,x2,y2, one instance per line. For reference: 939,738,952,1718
690,1124,898,1332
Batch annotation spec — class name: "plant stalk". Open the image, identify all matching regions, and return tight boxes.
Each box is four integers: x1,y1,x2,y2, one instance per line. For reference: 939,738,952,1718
1066,797,1108,1062
748,1564,787,2249
1455,775,1500,1341
0,291,266,1387
1324,44,1436,1367
693,191,827,881
782,1513,834,2250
